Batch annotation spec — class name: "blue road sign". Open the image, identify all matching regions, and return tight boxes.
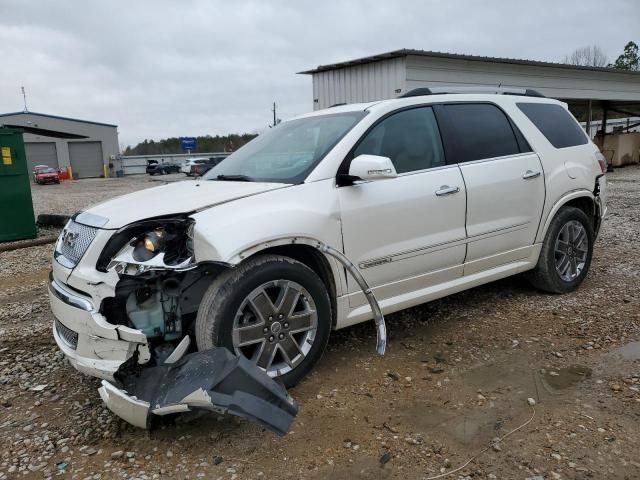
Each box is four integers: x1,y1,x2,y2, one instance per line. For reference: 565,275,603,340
180,137,197,151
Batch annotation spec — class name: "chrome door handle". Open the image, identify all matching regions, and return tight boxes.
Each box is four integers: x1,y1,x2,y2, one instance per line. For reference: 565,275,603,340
435,185,460,197
522,170,541,180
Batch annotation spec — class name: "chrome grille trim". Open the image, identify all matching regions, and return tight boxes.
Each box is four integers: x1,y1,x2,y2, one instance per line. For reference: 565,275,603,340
55,221,99,267
48,273,94,311
55,318,78,350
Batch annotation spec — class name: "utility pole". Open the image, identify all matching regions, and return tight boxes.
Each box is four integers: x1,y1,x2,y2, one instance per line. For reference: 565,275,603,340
272,102,277,127
21,86,28,112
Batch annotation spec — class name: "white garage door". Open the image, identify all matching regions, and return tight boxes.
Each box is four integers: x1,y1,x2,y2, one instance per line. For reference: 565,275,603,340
25,142,58,172
69,142,104,178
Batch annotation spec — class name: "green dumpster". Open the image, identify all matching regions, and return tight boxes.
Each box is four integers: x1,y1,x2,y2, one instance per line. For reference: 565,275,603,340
0,127,37,242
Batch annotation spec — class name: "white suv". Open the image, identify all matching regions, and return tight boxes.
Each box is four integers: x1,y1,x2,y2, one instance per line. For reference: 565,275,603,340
50,87,607,394
180,157,209,175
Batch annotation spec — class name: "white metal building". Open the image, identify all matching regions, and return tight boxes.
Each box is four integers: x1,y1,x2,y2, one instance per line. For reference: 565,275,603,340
0,111,119,178
299,49,640,138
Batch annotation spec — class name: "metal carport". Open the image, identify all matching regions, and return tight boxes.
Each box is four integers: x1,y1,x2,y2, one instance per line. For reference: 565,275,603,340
300,49,640,167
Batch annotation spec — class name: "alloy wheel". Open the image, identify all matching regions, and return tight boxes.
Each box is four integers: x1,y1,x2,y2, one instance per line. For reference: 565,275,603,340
554,220,588,282
232,280,318,377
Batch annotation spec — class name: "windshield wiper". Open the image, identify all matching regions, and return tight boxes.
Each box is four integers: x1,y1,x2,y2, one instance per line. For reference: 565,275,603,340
214,174,253,182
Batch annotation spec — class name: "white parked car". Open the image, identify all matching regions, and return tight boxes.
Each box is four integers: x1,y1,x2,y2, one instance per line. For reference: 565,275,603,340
50,87,607,407
180,157,210,175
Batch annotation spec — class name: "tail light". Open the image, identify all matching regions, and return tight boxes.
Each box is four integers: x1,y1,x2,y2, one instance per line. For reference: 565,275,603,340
595,151,608,174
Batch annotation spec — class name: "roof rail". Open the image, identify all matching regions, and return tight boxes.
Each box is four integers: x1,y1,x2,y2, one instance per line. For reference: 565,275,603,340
399,86,545,98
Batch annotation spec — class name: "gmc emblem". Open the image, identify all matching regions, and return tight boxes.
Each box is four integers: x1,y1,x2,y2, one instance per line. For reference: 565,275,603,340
61,230,79,249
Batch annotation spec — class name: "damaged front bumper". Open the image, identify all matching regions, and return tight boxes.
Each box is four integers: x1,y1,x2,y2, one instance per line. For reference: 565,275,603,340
50,270,299,435
99,345,299,435
49,272,150,380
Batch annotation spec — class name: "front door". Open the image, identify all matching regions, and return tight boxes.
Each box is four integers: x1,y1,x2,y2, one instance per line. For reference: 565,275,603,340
338,106,467,307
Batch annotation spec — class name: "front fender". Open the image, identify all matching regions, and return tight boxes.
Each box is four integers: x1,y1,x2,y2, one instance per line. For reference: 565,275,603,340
191,209,344,265
190,180,343,265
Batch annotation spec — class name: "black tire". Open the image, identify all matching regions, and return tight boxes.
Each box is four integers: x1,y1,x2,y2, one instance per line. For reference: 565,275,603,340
195,254,331,387
526,206,594,294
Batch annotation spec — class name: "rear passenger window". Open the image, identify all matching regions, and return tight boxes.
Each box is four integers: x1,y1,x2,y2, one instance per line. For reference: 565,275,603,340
517,103,588,148
353,107,445,174
439,103,522,163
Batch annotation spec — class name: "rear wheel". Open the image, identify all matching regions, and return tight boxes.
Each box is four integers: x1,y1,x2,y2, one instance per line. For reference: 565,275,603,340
195,255,331,387
527,206,594,293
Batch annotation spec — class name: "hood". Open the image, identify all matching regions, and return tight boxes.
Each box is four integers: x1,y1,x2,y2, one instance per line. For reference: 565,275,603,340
78,180,289,229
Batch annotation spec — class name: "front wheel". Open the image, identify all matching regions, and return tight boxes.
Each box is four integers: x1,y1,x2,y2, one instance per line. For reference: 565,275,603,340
526,206,594,293
195,255,331,387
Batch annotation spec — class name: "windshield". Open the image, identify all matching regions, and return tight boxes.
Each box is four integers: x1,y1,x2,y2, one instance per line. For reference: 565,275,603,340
42,168,57,173
203,111,367,183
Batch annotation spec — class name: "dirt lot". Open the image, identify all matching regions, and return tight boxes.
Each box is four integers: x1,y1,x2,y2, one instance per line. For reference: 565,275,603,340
30,173,187,218
1,168,639,480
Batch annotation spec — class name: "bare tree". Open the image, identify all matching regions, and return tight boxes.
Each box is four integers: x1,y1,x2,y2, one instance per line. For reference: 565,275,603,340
563,45,609,67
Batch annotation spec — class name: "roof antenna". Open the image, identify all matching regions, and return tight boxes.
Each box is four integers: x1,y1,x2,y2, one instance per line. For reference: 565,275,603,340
21,86,29,113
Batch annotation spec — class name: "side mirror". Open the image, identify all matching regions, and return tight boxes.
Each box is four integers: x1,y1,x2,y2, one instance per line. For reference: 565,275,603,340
348,154,397,181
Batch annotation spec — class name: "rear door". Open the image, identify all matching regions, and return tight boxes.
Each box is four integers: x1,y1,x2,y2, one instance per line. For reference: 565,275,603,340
436,103,545,274
338,106,467,307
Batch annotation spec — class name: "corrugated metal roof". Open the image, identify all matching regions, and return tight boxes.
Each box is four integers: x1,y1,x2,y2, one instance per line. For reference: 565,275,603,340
298,48,640,75
0,111,117,128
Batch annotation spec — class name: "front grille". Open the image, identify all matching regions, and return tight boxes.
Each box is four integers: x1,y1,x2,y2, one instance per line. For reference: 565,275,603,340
55,318,78,350
55,221,99,267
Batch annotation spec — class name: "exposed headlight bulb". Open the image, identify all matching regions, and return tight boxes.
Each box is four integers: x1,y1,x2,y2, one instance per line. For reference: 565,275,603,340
143,229,165,252
133,228,166,261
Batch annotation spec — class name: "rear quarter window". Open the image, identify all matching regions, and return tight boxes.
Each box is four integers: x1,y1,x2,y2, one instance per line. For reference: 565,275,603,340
517,103,588,149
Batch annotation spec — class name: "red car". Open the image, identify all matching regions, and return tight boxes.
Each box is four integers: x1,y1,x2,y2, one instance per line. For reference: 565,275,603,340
32,164,50,182
34,167,61,185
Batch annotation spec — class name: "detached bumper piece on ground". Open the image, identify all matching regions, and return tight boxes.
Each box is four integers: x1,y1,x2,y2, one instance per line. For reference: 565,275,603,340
98,346,298,436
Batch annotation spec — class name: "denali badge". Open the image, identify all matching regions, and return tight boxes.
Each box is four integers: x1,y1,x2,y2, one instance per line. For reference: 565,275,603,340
360,257,392,269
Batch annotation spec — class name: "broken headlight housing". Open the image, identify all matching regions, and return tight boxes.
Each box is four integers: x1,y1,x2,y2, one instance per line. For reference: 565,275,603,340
133,228,167,262
96,216,195,274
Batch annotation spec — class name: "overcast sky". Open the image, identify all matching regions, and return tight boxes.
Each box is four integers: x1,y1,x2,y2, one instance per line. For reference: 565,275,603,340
0,0,637,148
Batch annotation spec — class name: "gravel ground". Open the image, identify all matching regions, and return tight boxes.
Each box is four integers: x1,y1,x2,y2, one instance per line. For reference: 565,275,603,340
30,173,188,218
1,167,639,480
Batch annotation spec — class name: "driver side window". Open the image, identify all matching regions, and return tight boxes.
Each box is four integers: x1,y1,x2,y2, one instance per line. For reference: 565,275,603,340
353,107,445,174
